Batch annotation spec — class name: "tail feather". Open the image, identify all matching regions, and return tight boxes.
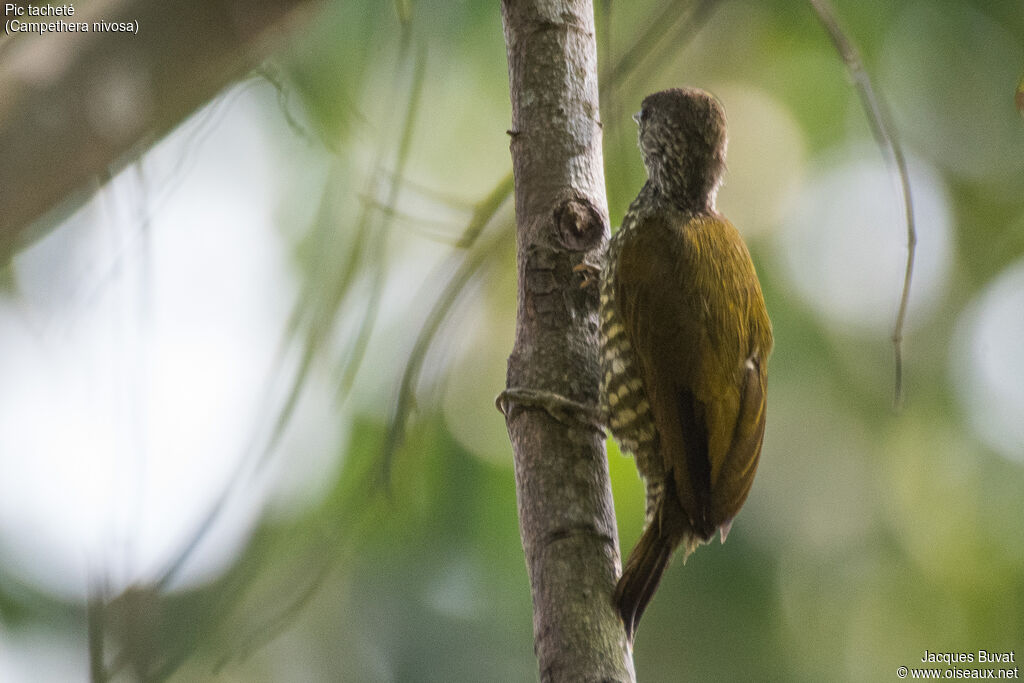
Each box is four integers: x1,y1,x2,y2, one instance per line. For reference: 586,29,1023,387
614,476,702,641
614,524,675,641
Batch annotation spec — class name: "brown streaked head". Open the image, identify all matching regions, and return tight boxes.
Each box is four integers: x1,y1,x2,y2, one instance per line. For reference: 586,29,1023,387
634,87,727,211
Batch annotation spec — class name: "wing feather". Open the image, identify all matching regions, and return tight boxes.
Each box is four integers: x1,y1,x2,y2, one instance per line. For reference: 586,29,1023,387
615,212,771,538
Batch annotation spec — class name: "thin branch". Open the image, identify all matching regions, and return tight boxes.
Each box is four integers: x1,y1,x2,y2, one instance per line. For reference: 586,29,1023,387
375,169,480,212
809,0,916,408
455,172,515,248
380,217,514,485
212,546,336,672
149,26,425,591
87,583,107,683
1016,72,1024,117
374,170,512,484
606,0,719,97
334,41,428,403
354,196,467,244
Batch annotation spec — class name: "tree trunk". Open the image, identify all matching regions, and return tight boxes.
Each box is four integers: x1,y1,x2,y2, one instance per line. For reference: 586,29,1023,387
499,1,634,680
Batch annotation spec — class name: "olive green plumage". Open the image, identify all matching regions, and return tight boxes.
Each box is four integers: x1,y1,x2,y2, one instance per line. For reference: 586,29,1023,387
599,88,773,640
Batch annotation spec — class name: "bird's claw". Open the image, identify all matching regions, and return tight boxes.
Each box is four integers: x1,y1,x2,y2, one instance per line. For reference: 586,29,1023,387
574,261,601,289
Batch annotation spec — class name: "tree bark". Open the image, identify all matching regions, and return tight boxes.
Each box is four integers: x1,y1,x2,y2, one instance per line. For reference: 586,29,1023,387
499,1,634,680
0,0,324,261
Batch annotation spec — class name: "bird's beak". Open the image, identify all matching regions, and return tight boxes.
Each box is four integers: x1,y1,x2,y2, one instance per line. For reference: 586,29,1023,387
632,111,642,124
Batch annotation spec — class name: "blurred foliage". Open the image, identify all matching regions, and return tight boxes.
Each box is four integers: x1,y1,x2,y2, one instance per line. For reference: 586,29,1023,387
1,0,1023,681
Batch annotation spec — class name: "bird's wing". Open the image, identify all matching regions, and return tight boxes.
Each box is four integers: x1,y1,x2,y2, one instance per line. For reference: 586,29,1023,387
615,213,769,538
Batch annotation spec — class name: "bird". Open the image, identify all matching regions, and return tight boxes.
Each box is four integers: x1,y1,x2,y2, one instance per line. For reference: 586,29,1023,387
597,87,773,641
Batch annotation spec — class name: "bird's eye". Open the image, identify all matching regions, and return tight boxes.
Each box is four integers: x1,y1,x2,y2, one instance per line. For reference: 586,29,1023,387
633,109,648,125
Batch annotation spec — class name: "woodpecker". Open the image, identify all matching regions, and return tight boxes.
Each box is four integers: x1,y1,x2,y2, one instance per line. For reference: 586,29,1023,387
598,87,773,640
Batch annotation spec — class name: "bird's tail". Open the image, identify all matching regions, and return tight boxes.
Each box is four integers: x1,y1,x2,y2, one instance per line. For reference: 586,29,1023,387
613,499,694,641
614,524,673,642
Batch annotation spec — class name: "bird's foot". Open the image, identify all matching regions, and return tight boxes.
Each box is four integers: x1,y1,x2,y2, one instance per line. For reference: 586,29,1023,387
573,260,601,290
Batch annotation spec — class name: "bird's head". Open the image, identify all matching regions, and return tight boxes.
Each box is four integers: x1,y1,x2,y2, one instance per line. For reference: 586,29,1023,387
635,87,728,212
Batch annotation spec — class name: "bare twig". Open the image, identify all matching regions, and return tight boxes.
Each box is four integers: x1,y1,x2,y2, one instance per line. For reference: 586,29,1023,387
381,217,513,485
1016,72,1024,117
809,0,916,408
87,583,107,683
606,0,719,96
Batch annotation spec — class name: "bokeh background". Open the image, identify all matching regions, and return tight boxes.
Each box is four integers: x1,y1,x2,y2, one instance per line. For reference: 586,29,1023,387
1,0,1022,680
